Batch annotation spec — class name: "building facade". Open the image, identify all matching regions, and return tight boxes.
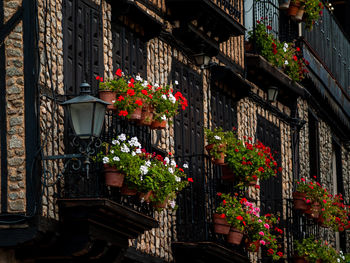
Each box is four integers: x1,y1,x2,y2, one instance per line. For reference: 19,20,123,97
0,0,349,262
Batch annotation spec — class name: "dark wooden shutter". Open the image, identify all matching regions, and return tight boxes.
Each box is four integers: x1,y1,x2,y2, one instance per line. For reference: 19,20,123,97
112,24,146,78
210,83,237,130
173,61,205,241
308,111,320,179
256,115,282,262
256,115,282,214
63,0,103,95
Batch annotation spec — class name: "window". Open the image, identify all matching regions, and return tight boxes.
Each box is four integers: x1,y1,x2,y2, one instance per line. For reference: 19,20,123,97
63,0,103,95
308,111,320,180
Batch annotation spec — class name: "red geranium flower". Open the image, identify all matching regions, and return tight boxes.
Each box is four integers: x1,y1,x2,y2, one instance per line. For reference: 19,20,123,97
141,89,148,95
127,89,135,96
118,110,128,117
116,69,122,77
187,178,194,183
220,213,226,219
236,215,243,221
118,95,124,101
135,100,143,106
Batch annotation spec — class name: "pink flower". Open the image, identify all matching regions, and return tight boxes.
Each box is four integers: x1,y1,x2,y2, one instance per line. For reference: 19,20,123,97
255,207,260,212
260,240,266,245
306,199,311,204
264,223,270,229
258,219,262,223
259,231,264,236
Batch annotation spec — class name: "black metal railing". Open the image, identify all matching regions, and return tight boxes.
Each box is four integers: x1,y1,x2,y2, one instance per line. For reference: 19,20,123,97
302,6,350,94
45,110,155,217
174,155,333,262
212,0,241,21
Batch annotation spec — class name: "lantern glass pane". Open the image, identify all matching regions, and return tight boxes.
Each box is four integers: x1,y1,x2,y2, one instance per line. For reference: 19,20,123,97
93,103,106,137
70,102,94,139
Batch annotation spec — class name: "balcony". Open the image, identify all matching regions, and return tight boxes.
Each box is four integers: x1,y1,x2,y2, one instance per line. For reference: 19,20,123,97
301,6,350,132
34,111,158,261
165,0,245,57
172,155,335,263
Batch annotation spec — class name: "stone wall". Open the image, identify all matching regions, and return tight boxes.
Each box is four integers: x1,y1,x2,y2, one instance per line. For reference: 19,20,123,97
4,0,26,213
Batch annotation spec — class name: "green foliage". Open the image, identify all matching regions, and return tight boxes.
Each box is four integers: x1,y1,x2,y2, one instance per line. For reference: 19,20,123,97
302,0,324,30
204,128,236,159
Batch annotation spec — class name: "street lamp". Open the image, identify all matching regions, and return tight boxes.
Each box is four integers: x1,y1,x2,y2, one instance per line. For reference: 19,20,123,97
267,86,279,102
193,53,211,68
61,82,110,139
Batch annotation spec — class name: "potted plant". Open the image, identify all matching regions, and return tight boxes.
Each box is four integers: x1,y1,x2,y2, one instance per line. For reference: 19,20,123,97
205,128,235,165
97,75,119,111
248,19,309,82
279,0,291,10
134,152,191,209
98,134,143,187
215,193,247,244
303,0,324,30
288,0,302,16
225,136,281,188
151,84,188,129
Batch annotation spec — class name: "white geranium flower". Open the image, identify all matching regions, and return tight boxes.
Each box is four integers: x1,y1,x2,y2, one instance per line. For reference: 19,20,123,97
169,200,176,209
142,80,148,87
161,115,167,121
103,157,109,164
168,168,174,174
131,151,136,156
112,140,118,145
161,94,167,100
118,133,126,141
113,156,120,162
112,100,116,103
154,83,159,88
110,150,114,154
175,176,181,182
284,60,289,65
183,163,189,169
169,94,176,104
171,160,176,167
337,259,340,263
145,160,152,167
136,75,142,81
135,148,142,154
174,80,179,85
214,135,221,140
140,176,143,181
284,43,288,49
140,165,148,175
164,157,170,164
283,47,287,52
121,144,130,153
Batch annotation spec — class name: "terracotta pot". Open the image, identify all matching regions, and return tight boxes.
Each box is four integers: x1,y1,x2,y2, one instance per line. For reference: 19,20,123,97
226,228,243,245
279,0,291,9
150,120,166,129
294,6,304,21
138,104,154,126
288,0,301,16
249,180,257,186
129,107,142,121
293,256,308,263
153,197,168,208
212,152,225,165
212,214,230,235
139,190,153,203
221,165,235,182
292,192,310,211
99,90,117,111
305,202,320,219
245,240,260,252
120,185,137,195
244,42,253,52
104,164,124,187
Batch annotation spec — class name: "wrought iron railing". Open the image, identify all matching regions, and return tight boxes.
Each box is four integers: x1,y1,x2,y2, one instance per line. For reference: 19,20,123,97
42,110,155,217
302,6,350,94
211,0,242,21
173,155,333,262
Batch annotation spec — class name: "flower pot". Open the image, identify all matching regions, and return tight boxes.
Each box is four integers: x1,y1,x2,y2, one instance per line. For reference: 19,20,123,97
153,197,168,208
292,192,310,211
305,202,320,219
213,214,230,235
294,5,304,21
150,120,166,130
221,165,235,182
249,180,257,186
129,107,142,121
279,0,291,9
99,90,117,111
121,185,137,195
138,104,154,126
104,164,124,187
244,41,253,52
212,152,225,165
139,190,153,203
293,256,308,263
226,228,243,245
245,240,260,252
288,0,301,16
